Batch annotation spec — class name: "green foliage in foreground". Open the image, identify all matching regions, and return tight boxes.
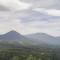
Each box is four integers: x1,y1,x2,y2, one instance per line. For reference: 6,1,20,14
0,47,59,60
0,41,60,60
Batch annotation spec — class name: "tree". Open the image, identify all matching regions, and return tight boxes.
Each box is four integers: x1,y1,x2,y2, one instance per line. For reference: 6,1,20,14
11,56,19,60
26,55,33,60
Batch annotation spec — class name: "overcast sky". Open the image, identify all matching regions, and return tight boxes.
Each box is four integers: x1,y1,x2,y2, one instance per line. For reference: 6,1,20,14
0,0,60,36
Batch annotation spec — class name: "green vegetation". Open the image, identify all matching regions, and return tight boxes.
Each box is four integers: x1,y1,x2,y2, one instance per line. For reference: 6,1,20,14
0,41,59,60
0,46,60,60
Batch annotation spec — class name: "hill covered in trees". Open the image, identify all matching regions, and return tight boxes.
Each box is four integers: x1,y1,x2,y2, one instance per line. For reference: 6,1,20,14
0,31,60,60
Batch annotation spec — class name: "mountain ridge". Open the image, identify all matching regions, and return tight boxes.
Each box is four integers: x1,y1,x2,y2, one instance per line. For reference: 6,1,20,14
0,30,60,45
0,30,27,41
25,33,60,45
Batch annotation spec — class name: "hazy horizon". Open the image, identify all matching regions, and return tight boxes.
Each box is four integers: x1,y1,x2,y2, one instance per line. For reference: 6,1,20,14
0,30,59,37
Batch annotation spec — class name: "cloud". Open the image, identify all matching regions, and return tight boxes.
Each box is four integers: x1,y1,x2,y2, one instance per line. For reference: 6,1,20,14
0,11,23,34
14,8,60,36
0,5,10,11
0,0,31,11
34,8,60,16
17,9,60,23
20,19,60,36
20,0,60,9
0,8,60,36
0,0,60,36
46,9,60,16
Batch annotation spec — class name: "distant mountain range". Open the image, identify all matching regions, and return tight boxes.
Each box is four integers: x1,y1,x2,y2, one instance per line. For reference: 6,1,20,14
0,31,37,46
0,30,60,46
25,33,60,45
0,30,26,41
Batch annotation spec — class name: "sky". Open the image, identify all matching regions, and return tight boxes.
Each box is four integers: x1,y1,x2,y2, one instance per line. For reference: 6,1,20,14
0,0,60,36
